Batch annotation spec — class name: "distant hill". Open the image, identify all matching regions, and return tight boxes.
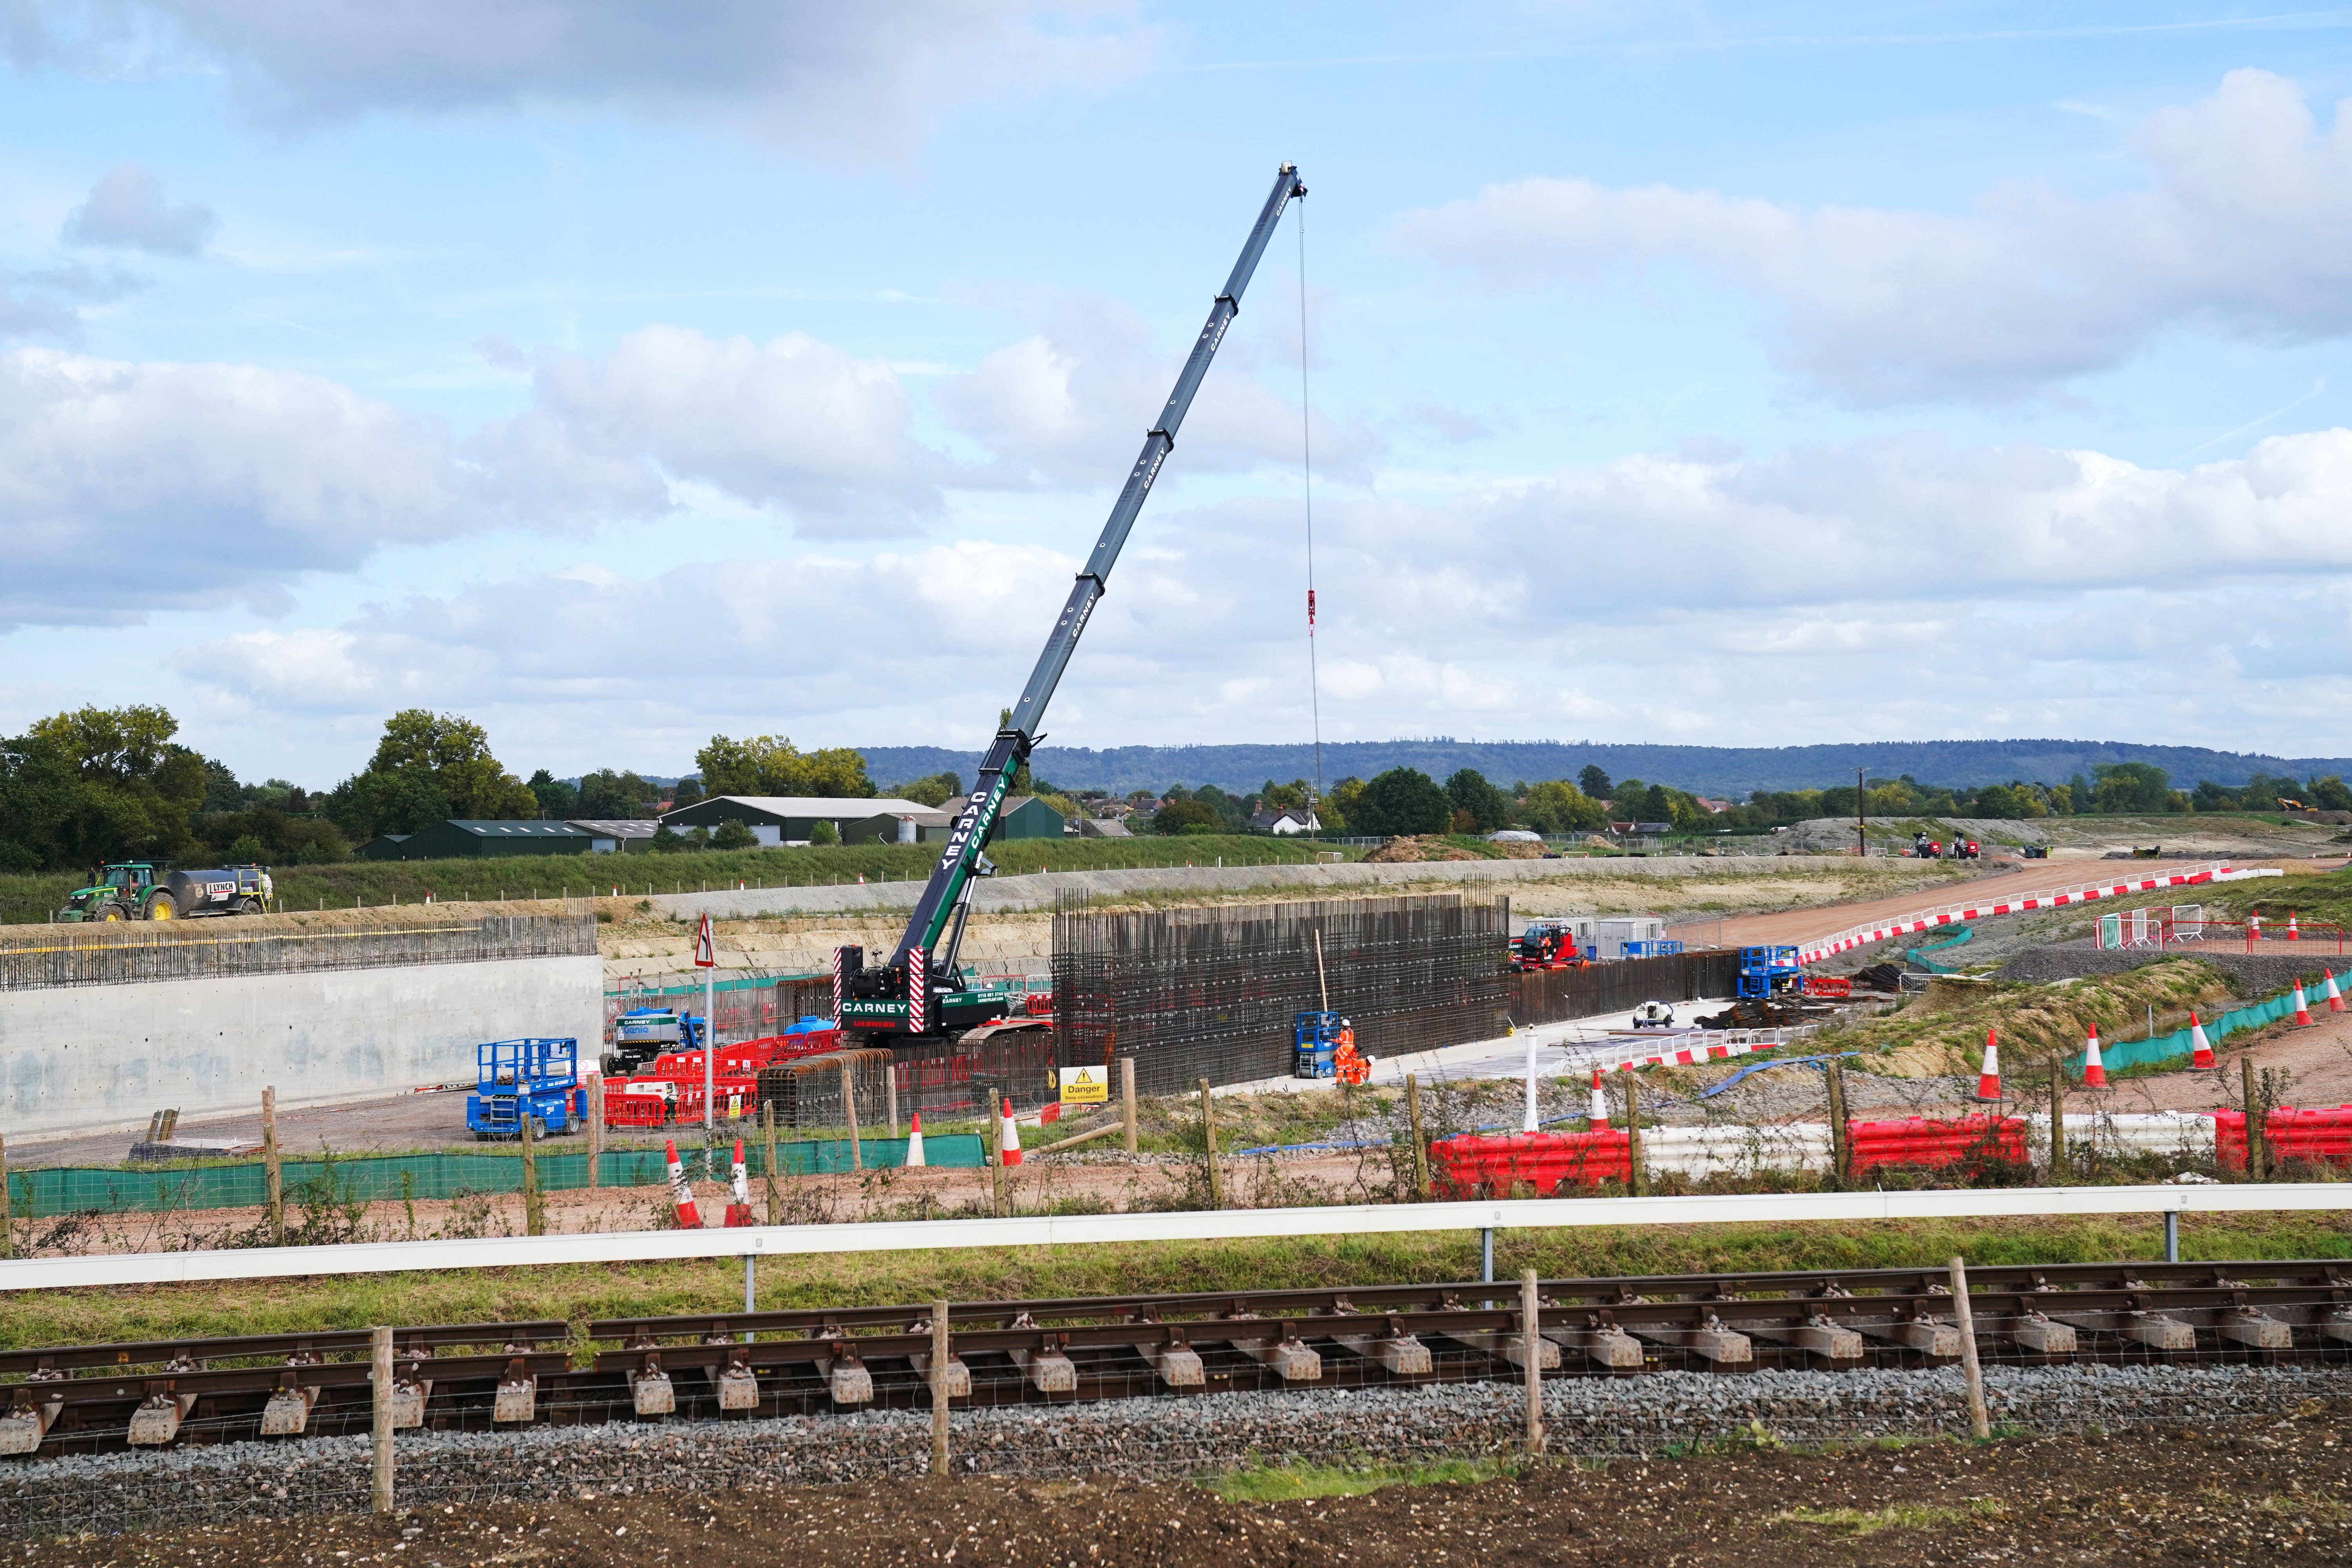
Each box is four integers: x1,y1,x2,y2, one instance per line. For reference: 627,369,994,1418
858,739,2352,799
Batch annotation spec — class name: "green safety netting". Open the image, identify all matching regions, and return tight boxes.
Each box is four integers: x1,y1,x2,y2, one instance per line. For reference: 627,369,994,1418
2068,964,2352,1075
1905,925,1975,974
3,1133,983,1220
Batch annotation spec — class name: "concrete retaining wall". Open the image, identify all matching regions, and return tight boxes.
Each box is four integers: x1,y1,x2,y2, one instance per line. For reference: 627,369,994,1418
0,956,604,1142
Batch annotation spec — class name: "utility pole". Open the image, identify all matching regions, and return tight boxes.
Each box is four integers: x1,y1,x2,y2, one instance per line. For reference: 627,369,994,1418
1855,766,1867,858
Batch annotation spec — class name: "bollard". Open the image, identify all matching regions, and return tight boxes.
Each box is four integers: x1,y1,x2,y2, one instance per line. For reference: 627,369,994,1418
931,1298,952,1477
1199,1078,1222,1209
1121,1058,1138,1154
1949,1257,1990,1440
263,1087,283,1246
370,1327,394,1514
1522,1269,1544,1455
520,1105,542,1236
586,1076,603,1191
2165,1209,2180,1262
1406,1073,1430,1198
1481,1227,1495,1285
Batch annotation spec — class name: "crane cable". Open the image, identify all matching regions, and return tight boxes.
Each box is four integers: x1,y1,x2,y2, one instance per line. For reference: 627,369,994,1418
1298,187,1324,823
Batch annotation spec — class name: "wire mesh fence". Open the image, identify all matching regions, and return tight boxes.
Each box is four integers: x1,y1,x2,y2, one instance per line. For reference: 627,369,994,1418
1051,892,1511,1097
0,913,596,993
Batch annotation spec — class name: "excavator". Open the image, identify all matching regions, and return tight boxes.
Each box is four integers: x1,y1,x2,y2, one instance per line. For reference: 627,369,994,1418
835,163,1308,1047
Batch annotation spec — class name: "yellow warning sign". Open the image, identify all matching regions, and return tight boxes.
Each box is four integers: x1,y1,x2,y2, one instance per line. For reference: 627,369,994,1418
1058,1065,1109,1105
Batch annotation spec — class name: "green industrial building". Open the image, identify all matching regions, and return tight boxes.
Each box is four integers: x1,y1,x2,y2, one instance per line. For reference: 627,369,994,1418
359,820,595,860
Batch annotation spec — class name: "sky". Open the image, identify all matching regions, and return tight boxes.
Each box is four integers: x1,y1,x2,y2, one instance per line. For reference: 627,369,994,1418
5,1,2352,788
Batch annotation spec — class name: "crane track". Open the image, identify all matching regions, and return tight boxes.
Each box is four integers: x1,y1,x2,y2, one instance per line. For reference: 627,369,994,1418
6,1258,2350,1458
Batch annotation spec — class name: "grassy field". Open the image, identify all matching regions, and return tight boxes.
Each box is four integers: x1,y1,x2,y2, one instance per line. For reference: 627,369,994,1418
11,1209,2345,1348
0,835,1367,923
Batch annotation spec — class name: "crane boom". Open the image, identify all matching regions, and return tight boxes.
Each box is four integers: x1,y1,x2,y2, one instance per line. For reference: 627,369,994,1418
836,162,1307,1041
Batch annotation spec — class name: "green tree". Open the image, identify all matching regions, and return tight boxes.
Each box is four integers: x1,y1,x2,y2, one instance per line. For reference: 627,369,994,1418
526,768,579,819
695,734,874,798
343,709,536,823
1153,799,1219,835
577,769,655,818
1519,779,1606,834
889,772,962,808
711,818,756,850
2092,762,2171,814
1356,768,1451,836
670,775,705,811
650,825,686,853
1443,768,1511,833
809,819,841,845
1577,765,1611,800
4,706,210,868
2310,776,2352,812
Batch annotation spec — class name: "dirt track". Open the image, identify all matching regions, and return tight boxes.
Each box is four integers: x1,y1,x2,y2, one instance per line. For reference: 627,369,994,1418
25,1411,2352,1564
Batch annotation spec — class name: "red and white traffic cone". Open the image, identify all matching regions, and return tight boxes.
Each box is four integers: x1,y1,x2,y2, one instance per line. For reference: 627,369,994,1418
2293,980,2314,1027
663,1139,702,1229
2189,1010,2216,1069
1974,1029,2002,1101
1000,1096,1023,1167
2082,1026,2107,1090
1586,1069,1610,1130
2327,970,2347,1013
2288,911,2301,942
2250,914,2263,942
723,1138,754,1227
906,1110,927,1169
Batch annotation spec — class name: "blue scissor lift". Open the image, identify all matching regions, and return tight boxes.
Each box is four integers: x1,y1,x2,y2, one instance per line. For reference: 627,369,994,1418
467,1038,582,1140
1737,946,1802,999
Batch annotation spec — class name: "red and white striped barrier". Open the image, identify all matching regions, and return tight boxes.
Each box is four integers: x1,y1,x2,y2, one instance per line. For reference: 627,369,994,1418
1795,862,2259,965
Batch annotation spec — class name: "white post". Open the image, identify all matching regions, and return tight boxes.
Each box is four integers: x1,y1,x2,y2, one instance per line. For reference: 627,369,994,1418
1523,1032,1539,1133
704,967,715,1136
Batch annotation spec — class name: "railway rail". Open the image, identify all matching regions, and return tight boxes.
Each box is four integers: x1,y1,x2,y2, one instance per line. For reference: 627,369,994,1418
7,1259,2350,1459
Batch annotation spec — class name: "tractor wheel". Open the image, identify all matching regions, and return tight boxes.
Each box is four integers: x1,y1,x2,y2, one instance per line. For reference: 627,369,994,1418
144,891,177,921
100,905,125,922
237,898,262,915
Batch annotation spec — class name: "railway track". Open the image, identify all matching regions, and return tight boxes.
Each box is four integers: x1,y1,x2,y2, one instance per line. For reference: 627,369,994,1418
7,1259,2350,1458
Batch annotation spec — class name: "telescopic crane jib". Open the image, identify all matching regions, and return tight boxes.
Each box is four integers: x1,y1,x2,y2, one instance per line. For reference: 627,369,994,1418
833,162,1308,1046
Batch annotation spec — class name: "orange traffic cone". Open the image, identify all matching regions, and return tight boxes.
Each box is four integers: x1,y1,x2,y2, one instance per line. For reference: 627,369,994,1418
906,1110,927,1169
2189,1010,2216,1069
663,1139,702,1229
2293,981,2314,1027
1000,1096,1023,1167
2082,1026,2107,1090
1974,1029,2002,1101
2288,911,2301,942
2327,970,2347,1014
723,1138,754,1227
1586,1069,1610,1129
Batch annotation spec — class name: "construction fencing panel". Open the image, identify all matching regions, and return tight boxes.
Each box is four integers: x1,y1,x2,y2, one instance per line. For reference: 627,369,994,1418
3,1135,988,1218
0,913,597,993
1508,949,1741,1027
1052,892,1510,1097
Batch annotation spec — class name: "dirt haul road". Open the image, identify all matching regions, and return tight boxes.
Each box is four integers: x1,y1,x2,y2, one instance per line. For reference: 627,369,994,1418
24,1412,2352,1565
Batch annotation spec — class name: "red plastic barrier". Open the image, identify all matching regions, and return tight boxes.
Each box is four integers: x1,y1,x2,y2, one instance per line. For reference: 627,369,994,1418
1430,1131,1632,1197
2215,1105,2352,1170
1846,1115,2026,1177
603,1086,675,1128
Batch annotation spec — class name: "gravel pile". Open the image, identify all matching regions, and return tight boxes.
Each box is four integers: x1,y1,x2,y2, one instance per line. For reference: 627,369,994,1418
8,1362,2348,1536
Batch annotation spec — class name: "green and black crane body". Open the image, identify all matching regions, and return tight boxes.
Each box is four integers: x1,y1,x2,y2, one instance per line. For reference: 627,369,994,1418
836,162,1307,1046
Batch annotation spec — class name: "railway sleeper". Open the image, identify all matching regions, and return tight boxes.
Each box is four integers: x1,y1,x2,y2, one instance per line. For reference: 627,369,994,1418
1135,1341,1204,1388
1544,1326,1644,1371
1009,1346,1078,1395
1443,1328,1561,1373
2215,1308,2294,1353
1627,1318,1753,1369
630,1358,675,1418
2323,1310,2352,1346
815,1353,873,1406
0,1394,64,1457
1733,1314,1866,1367
127,1388,198,1447
388,1377,432,1430
259,1374,323,1437
493,1361,535,1425
1851,1316,1962,1359
906,1352,973,1398
1235,1336,1321,1382
2047,1312,2196,1353
1988,1312,2078,1356
1331,1332,1433,1377
702,1360,760,1412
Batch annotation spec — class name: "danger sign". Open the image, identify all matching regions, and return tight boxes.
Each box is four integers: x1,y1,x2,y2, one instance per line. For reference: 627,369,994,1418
1057,1066,1109,1105
693,912,716,969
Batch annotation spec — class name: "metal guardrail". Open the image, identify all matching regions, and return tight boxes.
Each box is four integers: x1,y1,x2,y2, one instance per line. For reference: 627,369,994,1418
5,1183,2349,1293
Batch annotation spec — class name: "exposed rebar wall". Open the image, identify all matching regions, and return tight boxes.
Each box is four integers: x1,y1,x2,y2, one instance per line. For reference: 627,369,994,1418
0,913,598,993
1052,893,1510,1095
1509,949,1740,1026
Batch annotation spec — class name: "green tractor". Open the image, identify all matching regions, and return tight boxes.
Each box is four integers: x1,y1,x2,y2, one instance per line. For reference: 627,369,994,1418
57,861,274,922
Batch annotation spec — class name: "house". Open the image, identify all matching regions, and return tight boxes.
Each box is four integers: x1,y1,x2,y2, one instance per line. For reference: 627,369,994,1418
567,819,662,853
843,807,954,846
659,795,937,846
940,794,1067,841
359,820,595,860
1248,807,1321,836
1697,798,1733,815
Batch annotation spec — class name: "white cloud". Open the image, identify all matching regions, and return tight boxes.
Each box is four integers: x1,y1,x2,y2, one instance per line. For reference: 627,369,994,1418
935,292,1372,486
471,325,953,535
0,347,470,627
60,163,216,255
7,0,1156,163
1392,69,2352,404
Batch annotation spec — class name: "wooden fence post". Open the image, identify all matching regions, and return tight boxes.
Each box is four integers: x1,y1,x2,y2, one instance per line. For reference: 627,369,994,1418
1824,1061,1849,1183
0,1131,11,1260
1620,1073,1643,1197
1121,1058,1138,1154
931,1298,951,1477
586,1076,603,1192
1199,1078,1223,1210
2242,1056,2267,1180
263,1086,283,1245
520,1105,542,1236
886,1067,899,1141
986,1110,1005,1218
2048,1069,2066,1184
1406,1073,1430,1198
370,1326,394,1514
1949,1256,1990,1439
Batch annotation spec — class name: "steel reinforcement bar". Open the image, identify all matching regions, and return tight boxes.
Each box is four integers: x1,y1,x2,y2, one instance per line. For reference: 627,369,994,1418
6,1259,2350,1457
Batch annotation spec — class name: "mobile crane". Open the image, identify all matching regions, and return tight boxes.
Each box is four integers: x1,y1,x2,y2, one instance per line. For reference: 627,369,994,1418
835,163,1308,1046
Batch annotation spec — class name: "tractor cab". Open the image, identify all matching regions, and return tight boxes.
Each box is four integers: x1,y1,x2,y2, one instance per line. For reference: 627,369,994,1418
57,861,169,922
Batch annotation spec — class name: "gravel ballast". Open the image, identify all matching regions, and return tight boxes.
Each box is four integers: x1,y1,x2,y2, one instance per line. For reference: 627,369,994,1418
8,1362,2349,1537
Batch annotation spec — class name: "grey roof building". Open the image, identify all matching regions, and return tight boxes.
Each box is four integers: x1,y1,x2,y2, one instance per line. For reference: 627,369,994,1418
660,795,935,846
